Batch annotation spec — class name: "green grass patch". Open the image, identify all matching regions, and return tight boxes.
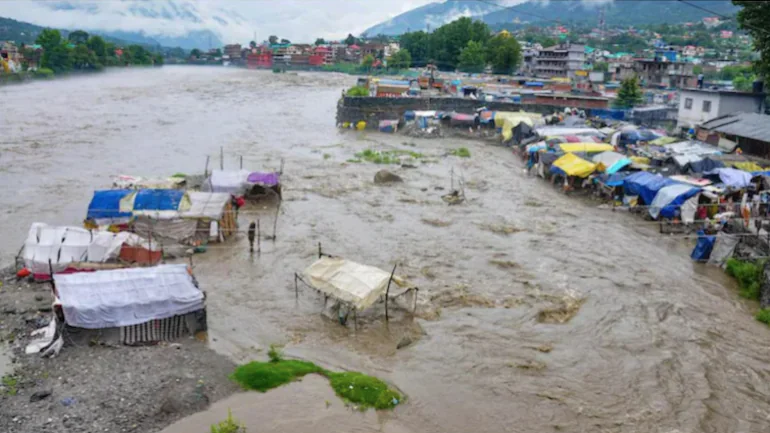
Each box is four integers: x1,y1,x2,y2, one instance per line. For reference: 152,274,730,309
230,346,402,410
346,85,370,97
171,172,187,178
756,309,770,325
1,375,18,396
726,258,764,301
354,149,424,165
450,147,471,158
323,153,332,160
210,409,245,433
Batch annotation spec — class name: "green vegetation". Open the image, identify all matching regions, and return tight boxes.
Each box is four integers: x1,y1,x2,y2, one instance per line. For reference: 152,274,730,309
726,258,764,301
346,85,370,97
230,346,402,410
458,41,487,73
734,1,770,79
354,149,423,164
1,374,18,396
756,309,770,325
613,77,644,109
210,410,246,433
361,54,375,70
388,49,412,70
451,148,471,158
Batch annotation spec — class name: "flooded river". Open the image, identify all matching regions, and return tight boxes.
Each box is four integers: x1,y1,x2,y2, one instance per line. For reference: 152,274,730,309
3,67,770,432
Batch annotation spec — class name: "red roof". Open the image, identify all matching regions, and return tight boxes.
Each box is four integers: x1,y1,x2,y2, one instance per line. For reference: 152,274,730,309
349,44,360,50
315,46,331,53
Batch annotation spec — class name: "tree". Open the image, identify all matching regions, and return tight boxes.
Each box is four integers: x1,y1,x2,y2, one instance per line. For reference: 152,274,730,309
734,1,770,79
249,40,257,49
86,35,107,63
268,35,278,45
68,30,90,45
593,61,609,72
71,44,97,69
388,49,411,70
280,38,291,44
430,17,490,70
153,53,164,66
190,48,202,58
458,41,487,73
485,33,521,74
214,48,223,57
37,30,73,73
36,29,63,52
345,33,357,46
361,54,375,69
613,76,644,109
399,31,430,67
127,45,151,65
314,38,326,46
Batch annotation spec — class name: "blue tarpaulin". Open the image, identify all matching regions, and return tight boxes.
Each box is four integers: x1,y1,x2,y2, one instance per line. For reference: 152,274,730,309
649,184,701,219
525,81,544,87
623,172,678,205
598,172,632,187
591,109,627,120
404,111,416,121
87,190,132,220
691,230,715,261
132,189,185,211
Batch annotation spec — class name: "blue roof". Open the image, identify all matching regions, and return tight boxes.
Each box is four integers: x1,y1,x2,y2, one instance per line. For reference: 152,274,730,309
132,189,185,211
623,172,678,205
87,190,132,220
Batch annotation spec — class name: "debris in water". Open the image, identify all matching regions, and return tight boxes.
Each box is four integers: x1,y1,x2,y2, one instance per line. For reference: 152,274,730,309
441,190,464,205
524,200,543,207
430,286,495,309
478,223,524,235
537,292,586,324
420,267,437,280
421,218,452,227
374,170,403,184
514,360,547,370
489,259,519,269
532,344,553,353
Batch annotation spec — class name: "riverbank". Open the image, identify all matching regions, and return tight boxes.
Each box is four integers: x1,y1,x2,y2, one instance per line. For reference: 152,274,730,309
0,266,240,433
0,65,163,87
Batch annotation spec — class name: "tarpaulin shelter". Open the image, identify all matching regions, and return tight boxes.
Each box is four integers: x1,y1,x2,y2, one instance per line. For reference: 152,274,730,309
246,171,282,199
731,161,764,172
592,151,632,174
545,135,603,147
300,257,417,323
203,170,251,195
121,189,191,219
53,264,206,344
536,126,604,139
551,153,597,178
684,157,725,174
648,184,701,219
181,192,237,243
112,175,186,190
707,168,753,189
379,119,399,133
557,143,614,154
87,190,133,225
449,112,478,127
596,171,633,187
623,172,678,205
691,230,715,261
22,223,160,280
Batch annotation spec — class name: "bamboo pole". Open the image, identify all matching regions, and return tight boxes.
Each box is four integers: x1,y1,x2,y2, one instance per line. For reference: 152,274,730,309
204,155,210,178
385,264,397,322
240,155,243,170
220,146,224,170
271,199,281,241
257,219,261,254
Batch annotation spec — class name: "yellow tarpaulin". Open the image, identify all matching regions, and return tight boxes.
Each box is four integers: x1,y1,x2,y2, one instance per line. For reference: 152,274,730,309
630,156,650,165
649,136,679,146
552,153,597,178
558,143,614,153
731,161,763,172
498,115,535,142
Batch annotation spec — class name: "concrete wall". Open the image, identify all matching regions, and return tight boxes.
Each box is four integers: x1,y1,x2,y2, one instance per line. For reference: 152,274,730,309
678,90,765,129
336,96,609,127
718,93,764,117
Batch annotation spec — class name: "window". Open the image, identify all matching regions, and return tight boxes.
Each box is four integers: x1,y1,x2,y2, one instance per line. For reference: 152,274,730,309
684,98,693,109
703,100,712,113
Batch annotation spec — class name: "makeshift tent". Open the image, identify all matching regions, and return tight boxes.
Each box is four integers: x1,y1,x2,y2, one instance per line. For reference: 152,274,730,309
246,171,282,199
708,168,752,189
731,161,763,172
648,184,701,219
691,231,715,261
684,157,725,174
545,135,603,147
557,143,614,154
121,189,191,219
54,264,204,330
203,170,251,195
623,172,678,205
592,151,632,174
536,126,604,138
551,153,597,178
112,175,185,190
303,257,416,312
87,190,133,224
181,192,237,243
649,136,680,146
23,223,159,279
596,171,633,187
378,120,399,133
449,112,478,127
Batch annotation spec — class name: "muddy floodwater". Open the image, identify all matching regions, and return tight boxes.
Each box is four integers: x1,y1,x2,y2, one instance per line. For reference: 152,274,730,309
3,67,770,432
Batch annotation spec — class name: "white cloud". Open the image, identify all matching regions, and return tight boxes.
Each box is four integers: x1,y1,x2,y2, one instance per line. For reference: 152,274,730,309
1,0,438,44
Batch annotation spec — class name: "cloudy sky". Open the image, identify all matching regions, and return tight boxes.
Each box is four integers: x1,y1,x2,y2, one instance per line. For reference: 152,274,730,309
1,0,444,43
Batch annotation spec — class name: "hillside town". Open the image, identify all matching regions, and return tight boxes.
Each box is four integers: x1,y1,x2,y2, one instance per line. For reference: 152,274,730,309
3,1,770,433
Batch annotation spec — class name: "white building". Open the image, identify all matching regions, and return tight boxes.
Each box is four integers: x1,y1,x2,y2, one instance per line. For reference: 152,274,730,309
535,43,585,79
677,87,766,131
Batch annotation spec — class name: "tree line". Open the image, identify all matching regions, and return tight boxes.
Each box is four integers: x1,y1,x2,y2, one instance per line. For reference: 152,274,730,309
399,17,522,74
31,29,163,76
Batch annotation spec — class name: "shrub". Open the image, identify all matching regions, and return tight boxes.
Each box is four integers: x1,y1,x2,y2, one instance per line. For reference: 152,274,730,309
725,258,763,300
327,372,402,410
33,68,55,79
346,85,370,97
756,309,770,325
451,147,471,158
210,410,245,433
231,359,323,392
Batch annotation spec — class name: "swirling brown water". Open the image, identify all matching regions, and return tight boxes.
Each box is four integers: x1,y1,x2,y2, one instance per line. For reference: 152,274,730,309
2,67,770,433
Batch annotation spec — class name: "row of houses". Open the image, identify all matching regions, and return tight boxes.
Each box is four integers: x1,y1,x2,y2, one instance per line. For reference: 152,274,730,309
1,41,42,71
221,41,400,69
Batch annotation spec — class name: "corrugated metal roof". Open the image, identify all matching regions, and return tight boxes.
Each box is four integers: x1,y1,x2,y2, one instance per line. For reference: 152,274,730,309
701,112,770,143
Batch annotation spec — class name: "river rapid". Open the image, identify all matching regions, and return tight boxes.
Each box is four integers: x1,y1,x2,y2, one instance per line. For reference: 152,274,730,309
2,67,770,433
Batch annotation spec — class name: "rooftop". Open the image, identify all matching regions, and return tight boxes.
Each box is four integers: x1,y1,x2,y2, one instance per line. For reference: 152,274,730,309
681,87,766,97
700,112,770,143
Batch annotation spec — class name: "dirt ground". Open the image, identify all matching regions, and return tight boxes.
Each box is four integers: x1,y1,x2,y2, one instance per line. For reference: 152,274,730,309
0,267,241,433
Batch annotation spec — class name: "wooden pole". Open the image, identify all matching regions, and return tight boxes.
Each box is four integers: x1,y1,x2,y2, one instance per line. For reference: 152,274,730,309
385,264,397,322
353,308,357,330
204,155,210,178
272,199,281,242
240,155,243,170
220,146,224,170
47,259,55,292
318,242,322,258
257,219,261,254
294,273,299,299
280,158,285,175
189,254,193,269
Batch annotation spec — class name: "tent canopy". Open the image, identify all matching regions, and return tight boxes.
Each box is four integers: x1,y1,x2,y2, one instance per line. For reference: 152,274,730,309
87,190,132,220
247,172,280,187
204,170,251,195
592,151,632,174
54,264,204,329
623,172,678,205
557,143,614,154
551,153,597,178
303,257,414,311
649,184,701,219
708,168,753,189
182,192,232,220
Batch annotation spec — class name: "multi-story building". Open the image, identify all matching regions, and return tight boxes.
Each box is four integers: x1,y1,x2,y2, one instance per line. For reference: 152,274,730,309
677,87,766,131
223,44,242,60
534,43,585,79
620,58,696,89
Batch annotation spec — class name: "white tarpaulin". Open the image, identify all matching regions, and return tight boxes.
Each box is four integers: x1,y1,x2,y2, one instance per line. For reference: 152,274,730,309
182,192,231,220
23,224,133,275
203,170,251,195
709,232,740,267
649,184,698,219
303,257,414,311
54,264,204,329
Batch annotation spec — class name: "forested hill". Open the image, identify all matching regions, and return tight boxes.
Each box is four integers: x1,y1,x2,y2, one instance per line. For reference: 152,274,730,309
0,16,161,48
